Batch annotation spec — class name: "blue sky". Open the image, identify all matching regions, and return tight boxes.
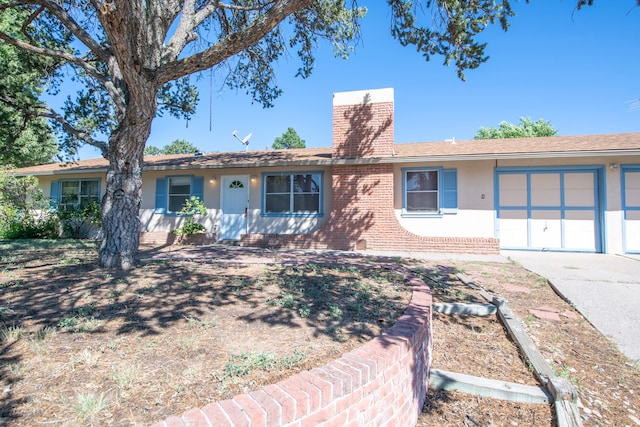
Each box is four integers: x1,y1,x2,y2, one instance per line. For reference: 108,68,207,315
79,1,638,159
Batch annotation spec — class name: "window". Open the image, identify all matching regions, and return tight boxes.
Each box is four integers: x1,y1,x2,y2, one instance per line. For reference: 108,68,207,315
402,168,458,216
406,170,439,212
51,179,100,208
263,172,322,215
168,177,192,213
155,176,204,214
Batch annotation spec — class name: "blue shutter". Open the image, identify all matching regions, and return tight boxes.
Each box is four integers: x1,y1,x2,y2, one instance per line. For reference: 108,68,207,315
49,181,60,209
155,178,167,214
441,169,458,213
191,176,204,202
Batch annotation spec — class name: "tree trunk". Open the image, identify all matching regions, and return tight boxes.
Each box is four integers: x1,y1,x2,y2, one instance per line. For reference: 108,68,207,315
99,98,154,270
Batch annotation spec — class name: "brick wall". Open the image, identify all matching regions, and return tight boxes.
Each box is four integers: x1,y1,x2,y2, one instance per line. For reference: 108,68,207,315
139,232,217,246
148,275,432,427
332,89,394,158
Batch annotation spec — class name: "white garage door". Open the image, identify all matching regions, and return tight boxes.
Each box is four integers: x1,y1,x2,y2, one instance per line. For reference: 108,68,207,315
622,166,640,253
496,168,602,252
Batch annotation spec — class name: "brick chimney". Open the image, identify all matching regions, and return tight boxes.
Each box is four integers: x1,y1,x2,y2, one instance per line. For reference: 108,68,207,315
332,88,394,159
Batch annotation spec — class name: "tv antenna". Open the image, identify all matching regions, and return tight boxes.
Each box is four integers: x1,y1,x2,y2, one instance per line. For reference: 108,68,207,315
232,130,252,151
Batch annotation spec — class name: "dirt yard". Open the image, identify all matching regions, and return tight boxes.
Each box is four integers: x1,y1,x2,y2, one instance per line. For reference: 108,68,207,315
0,241,638,426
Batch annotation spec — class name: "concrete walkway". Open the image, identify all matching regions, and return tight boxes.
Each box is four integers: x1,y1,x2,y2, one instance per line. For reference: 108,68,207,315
502,251,640,364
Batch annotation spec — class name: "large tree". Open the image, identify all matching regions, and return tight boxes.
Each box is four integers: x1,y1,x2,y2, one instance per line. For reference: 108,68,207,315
0,1,612,269
474,117,558,139
0,8,58,167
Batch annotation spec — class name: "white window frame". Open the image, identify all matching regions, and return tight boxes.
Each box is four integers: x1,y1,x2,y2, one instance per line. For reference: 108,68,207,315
59,179,100,208
262,171,323,216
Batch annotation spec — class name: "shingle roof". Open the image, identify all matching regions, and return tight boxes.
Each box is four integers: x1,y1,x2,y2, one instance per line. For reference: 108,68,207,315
392,132,640,160
11,132,640,176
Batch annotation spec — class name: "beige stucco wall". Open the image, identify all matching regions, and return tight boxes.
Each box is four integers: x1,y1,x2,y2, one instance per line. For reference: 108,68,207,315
393,160,496,238
29,154,640,254
141,166,332,235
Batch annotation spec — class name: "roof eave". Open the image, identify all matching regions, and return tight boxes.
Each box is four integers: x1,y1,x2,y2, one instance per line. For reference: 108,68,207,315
13,148,640,175
385,149,640,163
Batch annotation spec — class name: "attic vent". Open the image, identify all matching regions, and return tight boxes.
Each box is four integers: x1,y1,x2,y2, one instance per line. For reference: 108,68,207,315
194,151,204,158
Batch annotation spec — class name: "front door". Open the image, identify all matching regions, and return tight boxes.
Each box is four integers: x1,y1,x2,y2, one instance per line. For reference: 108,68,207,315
219,175,249,241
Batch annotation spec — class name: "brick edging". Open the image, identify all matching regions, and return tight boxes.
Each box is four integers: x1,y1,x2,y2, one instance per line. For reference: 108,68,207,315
148,275,432,427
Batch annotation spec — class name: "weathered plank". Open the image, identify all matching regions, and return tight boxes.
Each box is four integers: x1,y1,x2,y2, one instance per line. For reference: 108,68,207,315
456,273,495,302
493,298,583,427
453,266,583,426
493,297,556,384
429,369,552,404
433,302,497,316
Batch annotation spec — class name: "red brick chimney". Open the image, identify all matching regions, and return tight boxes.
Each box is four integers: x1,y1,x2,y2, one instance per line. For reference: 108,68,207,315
332,88,394,159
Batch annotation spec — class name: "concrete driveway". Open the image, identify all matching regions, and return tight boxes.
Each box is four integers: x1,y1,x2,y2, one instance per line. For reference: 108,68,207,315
502,251,640,363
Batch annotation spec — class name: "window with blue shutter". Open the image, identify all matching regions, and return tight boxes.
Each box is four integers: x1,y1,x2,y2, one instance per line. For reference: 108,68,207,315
155,176,204,215
402,168,458,216
50,179,100,208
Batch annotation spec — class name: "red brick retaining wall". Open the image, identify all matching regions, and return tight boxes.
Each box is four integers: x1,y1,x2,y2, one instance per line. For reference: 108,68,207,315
148,276,432,427
139,232,217,246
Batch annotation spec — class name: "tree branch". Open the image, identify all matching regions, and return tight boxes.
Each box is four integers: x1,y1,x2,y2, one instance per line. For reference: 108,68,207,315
0,93,108,155
0,30,126,113
157,0,313,84
2,0,111,63
40,106,109,156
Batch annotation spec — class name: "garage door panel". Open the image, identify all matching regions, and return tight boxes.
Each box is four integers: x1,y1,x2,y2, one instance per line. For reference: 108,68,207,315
565,173,595,207
530,210,561,249
531,174,560,206
564,210,596,249
623,170,640,253
625,211,640,252
499,174,527,205
499,210,528,247
625,172,640,205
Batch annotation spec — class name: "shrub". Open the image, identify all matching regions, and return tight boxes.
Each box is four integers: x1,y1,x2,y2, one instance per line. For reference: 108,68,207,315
57,201,102,239
172,196,207,242
0,169,59,239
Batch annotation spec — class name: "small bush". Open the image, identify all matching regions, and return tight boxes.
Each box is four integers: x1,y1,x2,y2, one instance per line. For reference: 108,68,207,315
0,169,60,239
172,196,207,241
0,212,59,239
57,201,101,239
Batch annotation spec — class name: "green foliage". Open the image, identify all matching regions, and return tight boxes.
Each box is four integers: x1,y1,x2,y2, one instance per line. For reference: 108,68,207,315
223,350,305,379
272,127,306,150
0,169,58,239
474,117,558,139
144,145,162,156
0,9,58,167
57,200,102,239
144,139,200,156
172,196,207,240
